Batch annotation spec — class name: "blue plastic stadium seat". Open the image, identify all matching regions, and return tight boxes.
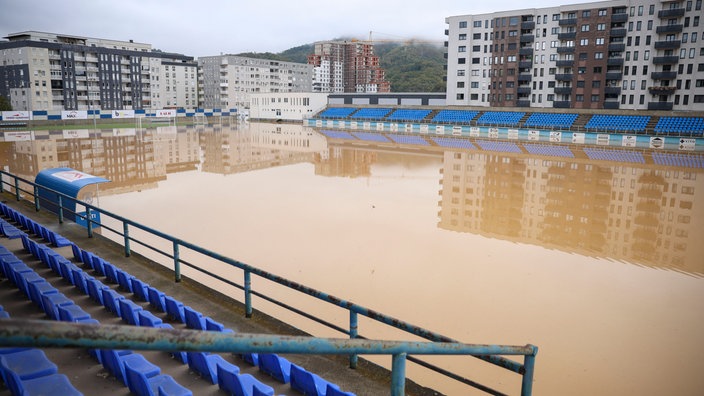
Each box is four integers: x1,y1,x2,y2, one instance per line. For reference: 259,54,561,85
100,350,159,385
0,349,57,381
124,359,192,396
164,296,185,323
86,278,109,305
41,292,74,320
102,288,126,316
1,370,82,396
183,306,206,330
205,317,233,333
103,261,119,283
258,353,292,383
147,287,166,312
216,363,274,396
131,278,150,302
290,364,341,396
186,352,239,385
26,279,58,307
58,304,91,323
119,299,144,325
326,385,357,396
116,269,135,292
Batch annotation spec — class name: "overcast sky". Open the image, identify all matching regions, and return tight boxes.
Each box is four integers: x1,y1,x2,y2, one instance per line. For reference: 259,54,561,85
2,0,572,58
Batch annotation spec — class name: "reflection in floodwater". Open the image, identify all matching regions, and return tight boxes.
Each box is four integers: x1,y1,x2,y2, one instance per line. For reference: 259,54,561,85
1,122,703,395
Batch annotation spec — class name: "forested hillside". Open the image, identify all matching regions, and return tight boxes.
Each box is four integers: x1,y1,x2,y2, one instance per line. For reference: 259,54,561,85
236,42,446,93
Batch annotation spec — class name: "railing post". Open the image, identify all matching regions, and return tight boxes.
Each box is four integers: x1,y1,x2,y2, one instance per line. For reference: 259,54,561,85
173,241,181,282
33,186,40,211
244,270,252,318
349,311,358,369
57,196,64,223
86,207,93,238
390,353,407,396
123,222,131,257
521,345,538,396
14,178,20,201
0,172,4,193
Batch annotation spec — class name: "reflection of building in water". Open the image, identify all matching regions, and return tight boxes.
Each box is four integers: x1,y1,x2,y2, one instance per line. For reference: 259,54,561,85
313,147,375,178
149,127,200,173
438,151,704,274
200,123,327,175
5,130,166,196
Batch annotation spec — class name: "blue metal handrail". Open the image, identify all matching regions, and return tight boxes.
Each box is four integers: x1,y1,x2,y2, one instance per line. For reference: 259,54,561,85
0,170,538,395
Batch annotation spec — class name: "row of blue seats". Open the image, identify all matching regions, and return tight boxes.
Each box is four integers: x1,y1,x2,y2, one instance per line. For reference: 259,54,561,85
0,204,72,247
654,117,704,135
13,235,192,396
1,203,356,396
431,137,477,149
523,144,576,158
386,109,432,122
475,111,526,126
584,115,650,132
524,113,578,129
350,108,392,120
0,303,83,395
475,140,523,153
318,108,357,119
431,110,479,123
387,134,429,145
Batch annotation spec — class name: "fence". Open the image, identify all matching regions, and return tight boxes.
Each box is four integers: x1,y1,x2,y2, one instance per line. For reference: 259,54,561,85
0,170,538,396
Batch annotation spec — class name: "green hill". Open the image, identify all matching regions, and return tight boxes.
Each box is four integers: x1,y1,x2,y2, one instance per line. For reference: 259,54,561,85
236,42,446,93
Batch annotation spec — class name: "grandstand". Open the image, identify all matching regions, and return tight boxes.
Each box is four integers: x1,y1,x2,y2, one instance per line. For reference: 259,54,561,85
313,107,704,137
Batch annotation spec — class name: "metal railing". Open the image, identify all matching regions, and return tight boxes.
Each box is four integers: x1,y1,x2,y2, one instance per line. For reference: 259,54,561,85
0,170,538,396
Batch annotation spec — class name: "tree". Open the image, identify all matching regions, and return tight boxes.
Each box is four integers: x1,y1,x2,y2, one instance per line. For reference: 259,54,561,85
0,95,10,111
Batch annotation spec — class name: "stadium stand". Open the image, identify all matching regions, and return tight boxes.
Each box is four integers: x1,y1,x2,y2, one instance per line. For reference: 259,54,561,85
653,117,704,136
431,110,480,124
476,112,525,127
318,108,357,119
524,113,578,129
584,115,651,132
386,109,432,122
350,108,392,120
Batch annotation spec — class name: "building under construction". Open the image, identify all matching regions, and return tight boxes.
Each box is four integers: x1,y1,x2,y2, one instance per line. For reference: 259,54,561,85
307,40,391,93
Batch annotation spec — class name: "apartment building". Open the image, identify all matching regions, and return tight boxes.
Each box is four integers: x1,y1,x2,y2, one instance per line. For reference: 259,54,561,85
307,41,390,93
445,0,704,111
0,31,198,111
198,55,312,110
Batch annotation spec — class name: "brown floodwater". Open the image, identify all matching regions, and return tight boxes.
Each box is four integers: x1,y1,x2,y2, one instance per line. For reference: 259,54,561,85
4,122,703,395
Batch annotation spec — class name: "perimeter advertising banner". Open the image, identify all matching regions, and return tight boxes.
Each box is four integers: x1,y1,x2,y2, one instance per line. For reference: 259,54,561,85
2,111,31,121
112,110,135,119
155,109,176,118
61,110,88,120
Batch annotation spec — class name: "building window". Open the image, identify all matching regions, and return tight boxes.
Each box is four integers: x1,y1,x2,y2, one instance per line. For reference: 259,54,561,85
581,24,590,32
595,52,604,59
458,46,467,52
582,10,591,17
458,58,466,64
459,21,467,28
597,23,606,31
576,94,584,102
457,69,466,76
457,93,465,100
473,20,482,27
579,39,589,46
459,34,467,40
598,9,607,16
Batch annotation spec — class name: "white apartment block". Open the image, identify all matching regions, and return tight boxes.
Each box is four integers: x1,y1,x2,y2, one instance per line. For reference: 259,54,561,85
445,0,704,111
249,92,329,121
0,31,197,111
198,55,312,111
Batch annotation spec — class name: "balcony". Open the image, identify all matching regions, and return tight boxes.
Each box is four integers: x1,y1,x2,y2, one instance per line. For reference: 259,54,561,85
521,21,536,29
517,100,531,107
554,87,572,95
648,102,674,110
610,28,627,37
648,86,677,95
611,13,628,23
517,87,532,94
604,86,622,95
556,73,573,81
653,56,679,64
517,74,532,82
658,8,685,18
608,43,626,52
656,24,683,34
556,60,574,67
553,101,571,108
559,18,577,26
520,34,535,43
557,46,575,53
558,32,577,40
604,101,620,109
519,61,533,68
607,58,624,66
519,48,534,55
606,72,623,80
651,71,677,79
654,40,681,49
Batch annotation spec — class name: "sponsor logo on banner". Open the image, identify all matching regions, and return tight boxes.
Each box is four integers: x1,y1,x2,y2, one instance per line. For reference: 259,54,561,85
112,110,135,119
420,124,429,133
550,131,562,142
390,123,398,132
156,109,176,117
376,122,384,131
337,120,346,128
508,129,519,139
622,135,636,147
52,170,92,182
572,132,585,144
679,138,695,151
4,131,32,141
2,111,31,121
452,126,462,136
61,110,88,120
488,128,499,138
528,130,540,141
596,134,610,145
469,127,480,137
326,120,335,127
649,137,664,149
350,121,358,129
315,120,322,127
62,130,89,139
406,124,413,132
363,122,370,130
435,125,445,135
